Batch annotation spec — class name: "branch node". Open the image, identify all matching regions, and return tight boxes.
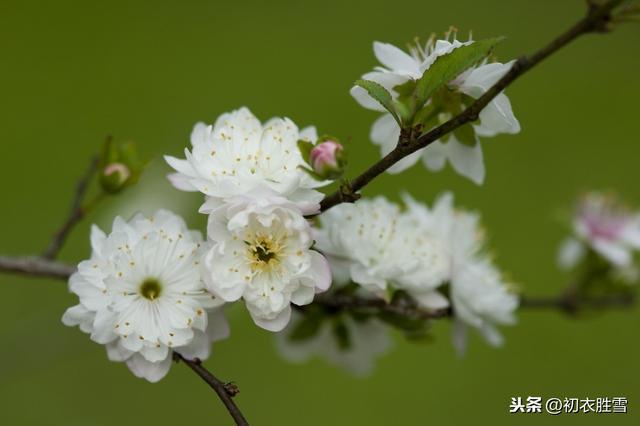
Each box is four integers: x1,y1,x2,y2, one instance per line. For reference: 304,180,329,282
224,382,240,397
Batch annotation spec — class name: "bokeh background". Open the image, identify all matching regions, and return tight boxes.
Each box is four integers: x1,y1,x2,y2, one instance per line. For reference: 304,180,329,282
1,0,639,424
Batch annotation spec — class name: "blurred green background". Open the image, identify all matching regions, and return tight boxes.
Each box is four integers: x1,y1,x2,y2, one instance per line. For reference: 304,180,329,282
1,0,639,424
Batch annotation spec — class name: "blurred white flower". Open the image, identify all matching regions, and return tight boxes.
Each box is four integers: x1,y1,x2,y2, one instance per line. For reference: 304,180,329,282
352,37,519,184
276,312,392,376
403,193,518,352
315,196,450,310
62,210,229,382
558,192,640,269
202,195,331,332
165,107,327,215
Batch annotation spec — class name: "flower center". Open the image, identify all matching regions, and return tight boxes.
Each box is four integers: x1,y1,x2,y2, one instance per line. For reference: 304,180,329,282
246,235,284,272
139,278,162,300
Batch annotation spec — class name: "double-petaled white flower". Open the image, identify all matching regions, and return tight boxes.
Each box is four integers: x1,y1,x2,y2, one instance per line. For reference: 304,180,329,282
403,193,518,352
352,37,520,184
276,311,392,376
314,197,450,310
558,192,640,270
62,210,229,382
201,194,331,331
165,107,327,215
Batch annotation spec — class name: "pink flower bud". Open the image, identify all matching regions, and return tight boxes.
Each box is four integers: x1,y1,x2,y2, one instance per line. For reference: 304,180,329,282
104,162,131,184
310,140,344,178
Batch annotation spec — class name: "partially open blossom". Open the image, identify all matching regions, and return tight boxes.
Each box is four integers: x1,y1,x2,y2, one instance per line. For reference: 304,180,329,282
558,192,640,269
309,140,344,180
352,35,519,185
403,193,518,352
165,107,329,215
276,311,392,376
201,194,331,331
62,210,229,382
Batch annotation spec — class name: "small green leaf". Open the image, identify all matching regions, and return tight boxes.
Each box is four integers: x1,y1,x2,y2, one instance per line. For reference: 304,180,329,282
354,79,401,126
416,37,505,107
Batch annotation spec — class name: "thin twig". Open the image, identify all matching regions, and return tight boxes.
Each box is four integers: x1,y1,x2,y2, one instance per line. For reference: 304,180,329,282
0,254,634,319
173,352,249,426
319,0,624,213
42,156,100,259
0,255,76,279
520,293,635,314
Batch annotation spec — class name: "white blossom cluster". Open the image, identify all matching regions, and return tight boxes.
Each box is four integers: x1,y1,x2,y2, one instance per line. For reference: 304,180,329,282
352,35,520,185
63,108,333,381
63,31,527,380
315,193,519,354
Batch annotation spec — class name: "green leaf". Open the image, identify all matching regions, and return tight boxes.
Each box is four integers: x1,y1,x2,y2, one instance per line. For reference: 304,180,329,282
354,79,401,126
416,37,505,107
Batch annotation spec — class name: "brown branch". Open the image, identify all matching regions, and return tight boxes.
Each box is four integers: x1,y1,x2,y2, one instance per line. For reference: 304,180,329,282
173,353,249,426
42,156,100,259
319,0,625,213
0,254,634,318
0,255,76,279
520,293,635,314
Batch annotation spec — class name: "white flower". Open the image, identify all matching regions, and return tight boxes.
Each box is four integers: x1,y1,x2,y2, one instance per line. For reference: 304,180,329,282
201,195,331,332
352,38,520,185
314,196,450,310
62,210,229,382
276,312,392,376
164,107,328,215
558,192,640,269
403,193,518,352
